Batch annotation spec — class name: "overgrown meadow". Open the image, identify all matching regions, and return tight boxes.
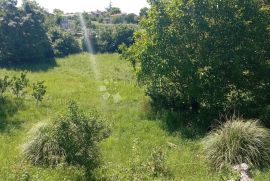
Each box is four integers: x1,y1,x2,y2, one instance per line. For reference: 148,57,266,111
0,54,269,180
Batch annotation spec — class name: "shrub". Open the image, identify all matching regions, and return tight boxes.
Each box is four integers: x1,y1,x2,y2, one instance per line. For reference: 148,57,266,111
48,27,81,57
23,102,111,177
32,81,47,105
0,75,10,100
83,24,137,53
11,72,29,98
203,117,270,170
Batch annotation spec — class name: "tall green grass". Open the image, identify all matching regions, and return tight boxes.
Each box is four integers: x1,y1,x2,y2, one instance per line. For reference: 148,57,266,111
0,53,269,180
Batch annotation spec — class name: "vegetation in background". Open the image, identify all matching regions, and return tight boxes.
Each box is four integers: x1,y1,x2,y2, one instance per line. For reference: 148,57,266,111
0,0,54,64
83,24,137,53
203,117,270,169
47,27,81,57
122,0,270,127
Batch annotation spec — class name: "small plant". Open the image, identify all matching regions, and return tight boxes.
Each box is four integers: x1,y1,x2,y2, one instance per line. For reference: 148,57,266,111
0,75,10,100
203,117,270,170
148,146,169,177
23,101,111,178
11,72,29,98
32,81,46,105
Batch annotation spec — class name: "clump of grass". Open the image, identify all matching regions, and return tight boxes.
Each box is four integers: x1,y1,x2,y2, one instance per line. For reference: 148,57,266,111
203,117,270,170
22,122,65,166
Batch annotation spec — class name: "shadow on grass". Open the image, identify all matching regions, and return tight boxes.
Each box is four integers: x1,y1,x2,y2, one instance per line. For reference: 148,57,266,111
143,104,212,140
0,58,57,72
159,111,211,139
0,98,25,133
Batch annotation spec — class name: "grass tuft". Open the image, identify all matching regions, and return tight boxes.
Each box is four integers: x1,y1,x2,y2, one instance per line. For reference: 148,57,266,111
203,117,270,170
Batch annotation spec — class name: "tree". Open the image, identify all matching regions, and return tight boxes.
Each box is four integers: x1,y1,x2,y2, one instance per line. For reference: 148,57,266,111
32,81,46,105
0,0,54,64
11,72,29,98
139,7,149,18
122,0,270,126
111,7,121,15
125,13,138,24
53,9,64,25
48,27,81,57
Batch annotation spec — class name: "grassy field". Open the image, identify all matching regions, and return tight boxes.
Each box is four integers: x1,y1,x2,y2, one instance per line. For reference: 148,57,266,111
0,53,269,180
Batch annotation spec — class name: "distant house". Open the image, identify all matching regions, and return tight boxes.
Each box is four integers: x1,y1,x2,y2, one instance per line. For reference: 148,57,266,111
60,17,69,29
111,13,126,17
91,10,104,18
60,13,77,29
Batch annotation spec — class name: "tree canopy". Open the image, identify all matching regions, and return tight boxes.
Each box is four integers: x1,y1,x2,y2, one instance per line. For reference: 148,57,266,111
122,0,270,126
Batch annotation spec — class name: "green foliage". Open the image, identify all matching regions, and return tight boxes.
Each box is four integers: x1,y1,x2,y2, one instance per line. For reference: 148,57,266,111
32,81,46,105
48,27,81,57
111,13,138,24
110,7,121,15
83,24,137,53
0,0,54,64
0,54,257,180
203,117,270,170
122,0,270,126
139,7,149,18
0,75,10,99
147,146,169,178
11,72,29,98
23,101,111,177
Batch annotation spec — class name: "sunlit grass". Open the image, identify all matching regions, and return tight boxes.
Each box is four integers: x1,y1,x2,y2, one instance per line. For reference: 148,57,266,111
0,53,269,180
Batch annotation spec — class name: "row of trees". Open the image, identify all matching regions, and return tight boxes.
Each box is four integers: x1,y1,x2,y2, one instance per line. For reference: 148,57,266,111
0,0,81,64
0,0,54,64
0,72,46,105
0,0,138,65
122,0,270,127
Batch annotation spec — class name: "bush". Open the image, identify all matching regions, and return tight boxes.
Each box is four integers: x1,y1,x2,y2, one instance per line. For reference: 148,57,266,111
83,24,137,53
23,102,111,176
32,81,47,105
48,27,81,57
203,117,270,170
11,72,29,98
0,76,10,100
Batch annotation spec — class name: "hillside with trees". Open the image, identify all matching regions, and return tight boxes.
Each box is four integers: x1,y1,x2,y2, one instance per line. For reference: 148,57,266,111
0,0,270,180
